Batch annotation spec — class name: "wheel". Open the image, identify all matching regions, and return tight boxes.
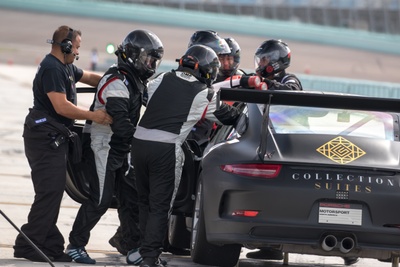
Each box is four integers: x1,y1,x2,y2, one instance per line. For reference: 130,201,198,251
168,214,191,249
64,126,119,209
190,177,241,267
65,124,90,204
65,161,89,203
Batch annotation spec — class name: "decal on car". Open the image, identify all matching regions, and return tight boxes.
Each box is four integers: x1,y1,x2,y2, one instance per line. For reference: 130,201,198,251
318,202,362,226
316,136,366,164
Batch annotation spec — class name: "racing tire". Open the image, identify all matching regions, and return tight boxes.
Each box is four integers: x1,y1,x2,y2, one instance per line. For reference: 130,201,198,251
190,177,241,267
168,214,191,249
65,161,89,203
65,161,119,209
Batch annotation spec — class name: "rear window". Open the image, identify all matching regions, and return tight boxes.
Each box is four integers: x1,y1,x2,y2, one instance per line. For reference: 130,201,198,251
269,105,395,140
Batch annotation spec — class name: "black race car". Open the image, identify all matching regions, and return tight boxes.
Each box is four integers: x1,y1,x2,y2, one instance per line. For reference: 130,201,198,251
66,87,400,267
189,88,400,267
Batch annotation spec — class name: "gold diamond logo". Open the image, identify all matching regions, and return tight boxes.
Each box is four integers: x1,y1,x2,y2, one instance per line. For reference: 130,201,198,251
316,136,366,164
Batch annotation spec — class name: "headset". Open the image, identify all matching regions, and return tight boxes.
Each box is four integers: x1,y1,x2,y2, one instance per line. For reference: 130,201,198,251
60,28,74,54
47,28,74,54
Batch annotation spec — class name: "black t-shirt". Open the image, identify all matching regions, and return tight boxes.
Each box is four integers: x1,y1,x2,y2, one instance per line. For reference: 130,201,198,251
32,54,83,126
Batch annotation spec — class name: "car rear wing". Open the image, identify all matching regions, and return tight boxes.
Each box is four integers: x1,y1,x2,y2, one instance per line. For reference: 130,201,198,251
218,88,400,113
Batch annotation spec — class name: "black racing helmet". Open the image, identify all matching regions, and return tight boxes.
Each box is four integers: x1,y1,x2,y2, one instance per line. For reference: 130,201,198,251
254,39,291,78
118,29,164,80
178,44,221,86
219,37,241,76
188,30,230,55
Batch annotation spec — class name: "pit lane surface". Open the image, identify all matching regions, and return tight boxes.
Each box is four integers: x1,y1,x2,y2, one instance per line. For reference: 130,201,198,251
0,9,397,267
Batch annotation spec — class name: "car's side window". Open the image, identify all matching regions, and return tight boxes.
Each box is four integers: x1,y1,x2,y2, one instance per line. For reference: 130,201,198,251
210,104,248,144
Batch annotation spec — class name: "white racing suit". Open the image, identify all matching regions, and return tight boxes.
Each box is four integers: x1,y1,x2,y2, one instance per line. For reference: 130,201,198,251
69,65,145,250
132,70,241,260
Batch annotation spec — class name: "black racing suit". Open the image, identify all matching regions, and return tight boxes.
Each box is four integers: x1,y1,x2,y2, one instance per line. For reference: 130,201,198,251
14,54,83,259
263,70,303,91
68,64,144,249
132,69,241,260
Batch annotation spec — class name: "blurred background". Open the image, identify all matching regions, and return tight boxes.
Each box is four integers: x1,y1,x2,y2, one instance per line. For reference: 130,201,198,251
1,0,400,96
117,0,400,34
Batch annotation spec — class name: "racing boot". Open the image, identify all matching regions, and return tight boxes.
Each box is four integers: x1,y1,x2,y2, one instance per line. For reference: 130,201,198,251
109,229,129,256
140,257,166,267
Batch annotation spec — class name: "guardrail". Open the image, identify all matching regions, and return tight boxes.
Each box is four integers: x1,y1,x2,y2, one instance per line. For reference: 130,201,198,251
103,0,400,35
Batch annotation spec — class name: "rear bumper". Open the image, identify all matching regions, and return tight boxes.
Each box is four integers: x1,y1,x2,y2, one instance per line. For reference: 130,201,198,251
205,221,400,259
201,167,400,259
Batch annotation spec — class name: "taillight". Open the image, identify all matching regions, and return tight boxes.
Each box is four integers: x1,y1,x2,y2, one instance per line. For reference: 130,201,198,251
232,210,259,217
221,164,282,178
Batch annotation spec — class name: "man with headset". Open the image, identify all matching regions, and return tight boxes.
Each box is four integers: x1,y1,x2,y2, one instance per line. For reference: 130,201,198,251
13,25,112,263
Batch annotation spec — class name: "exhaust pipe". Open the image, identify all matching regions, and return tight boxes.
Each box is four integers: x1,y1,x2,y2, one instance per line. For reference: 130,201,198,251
321,235,338,251
340,237,355,254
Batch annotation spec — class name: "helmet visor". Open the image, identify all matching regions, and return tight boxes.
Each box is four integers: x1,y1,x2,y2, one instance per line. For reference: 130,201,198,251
138,49,163,73
219,54,238,76
254,49,280,67
210,39,230,55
